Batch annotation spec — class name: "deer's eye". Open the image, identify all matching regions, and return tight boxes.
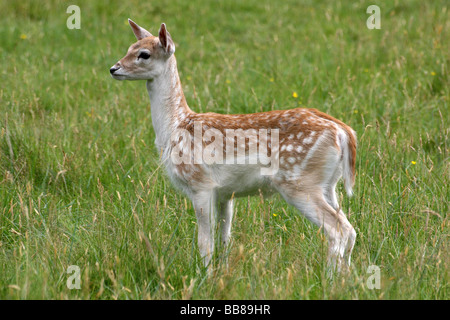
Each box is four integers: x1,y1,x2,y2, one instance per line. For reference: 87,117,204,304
138,51,151,60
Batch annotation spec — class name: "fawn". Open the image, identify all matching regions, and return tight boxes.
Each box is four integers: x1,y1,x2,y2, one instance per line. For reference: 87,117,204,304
110,20,357,273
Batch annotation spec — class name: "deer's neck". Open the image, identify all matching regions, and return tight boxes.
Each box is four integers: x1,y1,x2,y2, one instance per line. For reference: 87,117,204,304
146,55,192,151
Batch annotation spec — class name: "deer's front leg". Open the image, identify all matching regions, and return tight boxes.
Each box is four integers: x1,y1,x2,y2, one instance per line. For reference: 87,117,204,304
218,199,234,248
192,190,217,269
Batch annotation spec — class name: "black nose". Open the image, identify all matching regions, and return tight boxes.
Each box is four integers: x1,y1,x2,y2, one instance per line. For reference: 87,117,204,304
110,66,120,74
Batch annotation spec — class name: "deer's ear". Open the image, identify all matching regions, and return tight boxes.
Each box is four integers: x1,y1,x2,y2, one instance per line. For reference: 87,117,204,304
128,19,153,40
158,23,175,55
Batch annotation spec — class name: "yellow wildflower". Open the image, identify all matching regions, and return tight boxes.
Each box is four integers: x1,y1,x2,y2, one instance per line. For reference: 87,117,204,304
20,34,27,40
292,92,298,98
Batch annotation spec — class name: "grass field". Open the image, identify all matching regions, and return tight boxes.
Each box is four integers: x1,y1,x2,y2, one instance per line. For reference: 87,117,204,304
0,0,448,299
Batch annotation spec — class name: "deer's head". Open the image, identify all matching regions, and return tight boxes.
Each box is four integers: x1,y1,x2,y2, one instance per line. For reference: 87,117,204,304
110,20,175,81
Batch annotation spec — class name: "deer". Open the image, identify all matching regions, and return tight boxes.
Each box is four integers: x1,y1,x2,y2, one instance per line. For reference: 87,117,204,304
110,20,357,275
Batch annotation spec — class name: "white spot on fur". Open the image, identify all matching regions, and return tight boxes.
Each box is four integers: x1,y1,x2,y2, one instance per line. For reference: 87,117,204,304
303,136,313,144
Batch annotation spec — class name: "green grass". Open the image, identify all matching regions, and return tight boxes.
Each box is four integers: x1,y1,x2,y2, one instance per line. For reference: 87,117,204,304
0,0,448,299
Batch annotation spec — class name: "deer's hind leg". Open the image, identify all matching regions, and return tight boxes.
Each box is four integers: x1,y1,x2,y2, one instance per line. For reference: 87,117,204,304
322,162,357,266
276,180,355,274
